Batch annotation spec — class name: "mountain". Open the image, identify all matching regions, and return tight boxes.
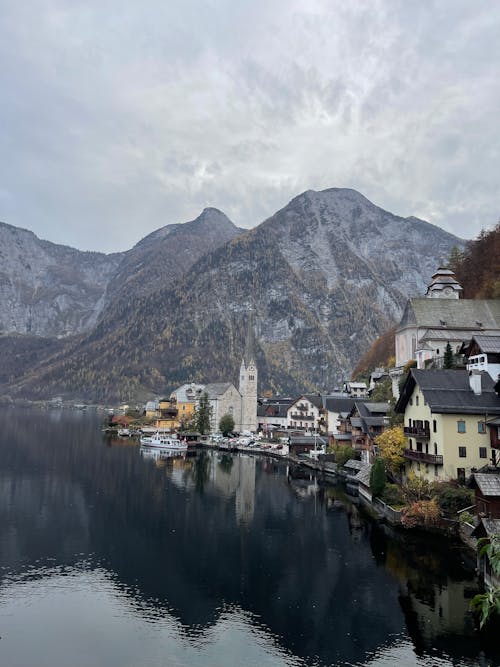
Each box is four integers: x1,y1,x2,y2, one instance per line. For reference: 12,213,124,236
103,207,241,306
0,209,240,339
0,221,123,337
1,188,464,403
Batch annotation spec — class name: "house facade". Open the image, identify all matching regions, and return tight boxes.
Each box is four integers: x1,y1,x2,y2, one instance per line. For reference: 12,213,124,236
287,395,323,432
396,369,500,482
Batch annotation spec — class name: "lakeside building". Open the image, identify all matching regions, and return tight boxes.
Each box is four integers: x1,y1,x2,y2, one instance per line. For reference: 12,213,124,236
391,267,500,397
395,368,500,482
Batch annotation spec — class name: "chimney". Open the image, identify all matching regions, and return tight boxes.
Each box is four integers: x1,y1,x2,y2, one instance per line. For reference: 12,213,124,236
469,370,482,396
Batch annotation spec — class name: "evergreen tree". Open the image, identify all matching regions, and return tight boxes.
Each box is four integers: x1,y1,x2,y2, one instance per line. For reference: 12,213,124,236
193,392,212,435
443,342,454,369
370,457,386,498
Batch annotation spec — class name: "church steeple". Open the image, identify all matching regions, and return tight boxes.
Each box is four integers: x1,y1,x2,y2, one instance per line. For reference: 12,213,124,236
239,312,257,432
425,267,463,299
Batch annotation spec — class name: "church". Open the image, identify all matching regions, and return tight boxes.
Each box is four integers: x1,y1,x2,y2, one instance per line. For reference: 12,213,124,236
395,267,500,370
169,318,258,433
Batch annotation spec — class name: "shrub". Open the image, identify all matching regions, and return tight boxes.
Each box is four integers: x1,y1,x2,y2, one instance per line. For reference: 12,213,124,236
432,484,474,516
382,483,405,507
333,445,356,467
401,498,441,529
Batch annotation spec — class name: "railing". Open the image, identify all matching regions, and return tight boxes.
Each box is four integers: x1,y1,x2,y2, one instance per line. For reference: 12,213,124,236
404,448,443,465
290,414,314,420
404,426,430,439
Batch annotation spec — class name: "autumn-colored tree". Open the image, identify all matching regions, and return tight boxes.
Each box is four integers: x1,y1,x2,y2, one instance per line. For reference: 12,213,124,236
450,221,500,298
375,426,405,478
401,471,433,504
401,498,441,529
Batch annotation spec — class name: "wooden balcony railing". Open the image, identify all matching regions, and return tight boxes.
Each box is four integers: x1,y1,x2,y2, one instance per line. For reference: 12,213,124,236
404,448,443,465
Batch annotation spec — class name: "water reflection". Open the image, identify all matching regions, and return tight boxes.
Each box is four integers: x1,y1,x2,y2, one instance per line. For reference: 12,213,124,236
0,408,497,667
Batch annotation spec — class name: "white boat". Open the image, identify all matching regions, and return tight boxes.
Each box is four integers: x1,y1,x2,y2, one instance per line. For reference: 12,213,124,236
140,446,187,461
140,432,188,451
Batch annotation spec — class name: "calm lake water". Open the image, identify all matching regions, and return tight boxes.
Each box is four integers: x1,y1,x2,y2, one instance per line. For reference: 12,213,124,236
0,408,498,667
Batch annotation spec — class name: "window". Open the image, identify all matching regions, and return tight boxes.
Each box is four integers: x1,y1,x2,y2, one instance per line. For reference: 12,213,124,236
409,398,413,406
478,421,486,434
457,420,466,433
434,465,439,477
458,446,467,458
415,396,419,406
433,420,437,433
409,438,413,449
479,447,487,459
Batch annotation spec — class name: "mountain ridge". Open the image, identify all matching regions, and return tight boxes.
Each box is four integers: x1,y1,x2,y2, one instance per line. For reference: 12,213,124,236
0,187,465,402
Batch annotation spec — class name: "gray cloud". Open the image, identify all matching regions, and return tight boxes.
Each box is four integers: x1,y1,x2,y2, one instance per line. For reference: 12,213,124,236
0,0,499,252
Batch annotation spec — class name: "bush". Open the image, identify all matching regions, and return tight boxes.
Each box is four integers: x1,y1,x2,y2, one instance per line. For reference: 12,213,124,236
382,483,405,507
333,445,356,467
432,484,474,516
459,511,474,525
401,498,441,529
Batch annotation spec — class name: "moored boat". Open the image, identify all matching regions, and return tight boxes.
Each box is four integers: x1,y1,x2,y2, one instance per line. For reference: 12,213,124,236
140,432,188,451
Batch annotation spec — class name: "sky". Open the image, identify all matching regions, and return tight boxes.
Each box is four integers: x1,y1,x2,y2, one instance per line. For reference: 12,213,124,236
1,0,499,253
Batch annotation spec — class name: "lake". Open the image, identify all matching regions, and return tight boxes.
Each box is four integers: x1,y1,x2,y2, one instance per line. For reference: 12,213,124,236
0,408,497,667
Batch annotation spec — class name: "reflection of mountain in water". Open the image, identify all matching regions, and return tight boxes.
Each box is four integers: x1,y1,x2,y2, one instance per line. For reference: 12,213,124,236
0,409,495,666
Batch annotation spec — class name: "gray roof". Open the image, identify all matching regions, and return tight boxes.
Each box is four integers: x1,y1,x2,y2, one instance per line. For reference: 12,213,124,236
478,518,500,537
323,397,356,413
471,334,500,355
204,382,237,398
399,299,500,331
355,464,372,486
333,433,352,441
396,369,500,415
344,459,364,470
474,473,500,497
421,328,477,341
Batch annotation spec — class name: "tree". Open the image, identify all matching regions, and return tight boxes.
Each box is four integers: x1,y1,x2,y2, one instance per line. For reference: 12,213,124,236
471,535,500,627
370,457,386,497
443,341,454,368
370,377,392,402
332,445,356,467
193,392,212,435
375,426,406,478
219,413,235,436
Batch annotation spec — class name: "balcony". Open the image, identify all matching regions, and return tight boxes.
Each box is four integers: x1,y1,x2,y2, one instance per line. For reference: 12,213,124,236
404,448,443,465
404,426,430,439
290,413,314,420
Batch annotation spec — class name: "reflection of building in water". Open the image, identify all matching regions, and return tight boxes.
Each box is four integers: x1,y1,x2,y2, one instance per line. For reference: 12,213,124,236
210,455,256,524
383,538,476,643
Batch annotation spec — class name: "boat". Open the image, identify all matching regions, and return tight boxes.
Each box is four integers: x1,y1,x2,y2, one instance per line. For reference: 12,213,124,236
139,432,188,451
140,446,187,461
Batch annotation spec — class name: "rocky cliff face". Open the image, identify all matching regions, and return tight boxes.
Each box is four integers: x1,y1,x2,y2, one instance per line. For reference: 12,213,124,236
0,222,123,337
0,209,240,338
1,189,464,402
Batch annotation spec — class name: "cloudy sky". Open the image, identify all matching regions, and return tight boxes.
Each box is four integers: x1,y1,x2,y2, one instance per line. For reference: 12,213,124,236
1,0,499,253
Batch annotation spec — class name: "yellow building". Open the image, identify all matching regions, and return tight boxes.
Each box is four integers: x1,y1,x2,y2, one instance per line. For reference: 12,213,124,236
396,368,500,482
169,384,205,429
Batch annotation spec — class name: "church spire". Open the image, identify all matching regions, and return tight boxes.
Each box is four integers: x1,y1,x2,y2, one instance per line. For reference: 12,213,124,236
243,310,256,366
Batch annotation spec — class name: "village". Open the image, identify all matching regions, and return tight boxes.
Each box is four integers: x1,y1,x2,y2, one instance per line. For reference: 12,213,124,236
107,266,500,608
